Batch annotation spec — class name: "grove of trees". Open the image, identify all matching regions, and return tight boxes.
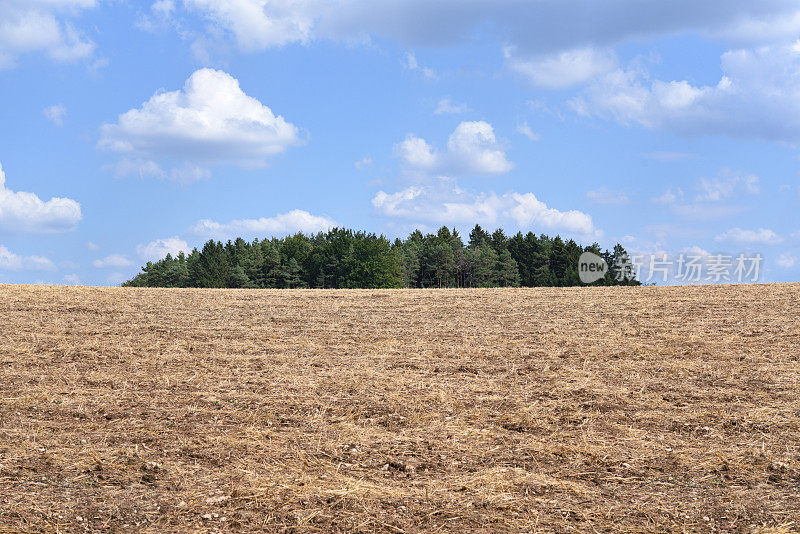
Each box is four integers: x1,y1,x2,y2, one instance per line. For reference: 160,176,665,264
123,225,640,288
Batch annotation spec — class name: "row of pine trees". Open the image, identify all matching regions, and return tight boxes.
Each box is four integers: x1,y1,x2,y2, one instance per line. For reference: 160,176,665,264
123,225,640,289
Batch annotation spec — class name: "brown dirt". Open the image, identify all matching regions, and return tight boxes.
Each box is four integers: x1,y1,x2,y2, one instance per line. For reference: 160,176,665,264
0,284,798,533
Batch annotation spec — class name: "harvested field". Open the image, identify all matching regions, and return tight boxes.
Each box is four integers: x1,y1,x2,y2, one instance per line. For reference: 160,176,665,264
0,284,799,533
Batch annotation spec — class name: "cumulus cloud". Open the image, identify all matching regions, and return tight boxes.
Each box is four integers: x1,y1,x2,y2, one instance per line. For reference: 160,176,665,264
372,182,596,235
0,0,96,68
506,46,617,89
395,121,513,176
446,122,514,174
395,135,438,171
715,228,783,245
99,68,303,181
572,41,800,142
136,237,190,262
43,104,66,126
0,162,82,233
0,245,56,271
507,193,596,234
189,209,336,240
93,254,134,269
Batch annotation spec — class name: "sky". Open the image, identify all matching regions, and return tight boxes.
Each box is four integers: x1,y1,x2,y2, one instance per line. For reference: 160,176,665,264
2,0,800,285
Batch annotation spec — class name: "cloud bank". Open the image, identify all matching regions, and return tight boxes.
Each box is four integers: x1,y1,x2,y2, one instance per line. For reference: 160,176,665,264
189,209,336,240
372,182,596,236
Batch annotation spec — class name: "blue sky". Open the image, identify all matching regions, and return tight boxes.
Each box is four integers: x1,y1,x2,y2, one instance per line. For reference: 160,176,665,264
2,0,800,285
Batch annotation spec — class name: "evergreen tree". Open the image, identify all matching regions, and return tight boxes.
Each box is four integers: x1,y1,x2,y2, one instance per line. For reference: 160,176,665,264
124,225,640,288
472,245,499,287
262,244,282,288
347,234,402,288
228,264,251,288
190,241,230,288
283,258,306,288
496,249,521,287
468,224,489,249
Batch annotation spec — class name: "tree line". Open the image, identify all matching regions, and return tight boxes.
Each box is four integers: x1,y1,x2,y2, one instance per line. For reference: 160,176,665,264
123,225,640,288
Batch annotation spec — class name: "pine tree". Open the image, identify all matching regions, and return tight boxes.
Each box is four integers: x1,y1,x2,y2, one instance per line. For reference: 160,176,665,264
228,264,251,288
283,258,305,288
496,249,521,287
190,241,230,288
124,225,641,288
472,245,499,287
468,224,489,249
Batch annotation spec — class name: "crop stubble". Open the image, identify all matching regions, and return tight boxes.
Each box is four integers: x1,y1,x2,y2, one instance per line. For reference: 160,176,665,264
0,284,798,532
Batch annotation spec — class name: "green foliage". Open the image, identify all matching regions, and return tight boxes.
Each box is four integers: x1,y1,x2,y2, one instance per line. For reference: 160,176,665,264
123,226,640,289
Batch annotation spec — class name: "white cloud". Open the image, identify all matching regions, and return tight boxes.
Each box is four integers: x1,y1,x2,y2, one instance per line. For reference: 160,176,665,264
86,241,100,251
649,171,759,220
137,0,178,32
695,172,759,202
152,0,176,18
184,0,314,50
776,253,797,269
395,121,514,176
43,104,66,126
93,254,134,269
372,182,596,235
506,46,617,89
715,228,783,245
62,273,80,285
515,121,540,141
395,135,438,171
651,188,683,206
403,51,436,79
0,245,56,271
0,0,96,69
136,237,190,262
586,187,630,205
354,157,372,170
682,245,712,259
189,209,336,240
508,192,595,234
0,162,82,233
99,68,303,181
167,2,800,56
573,41,800,142
447,122,514,174
434,98,469,115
